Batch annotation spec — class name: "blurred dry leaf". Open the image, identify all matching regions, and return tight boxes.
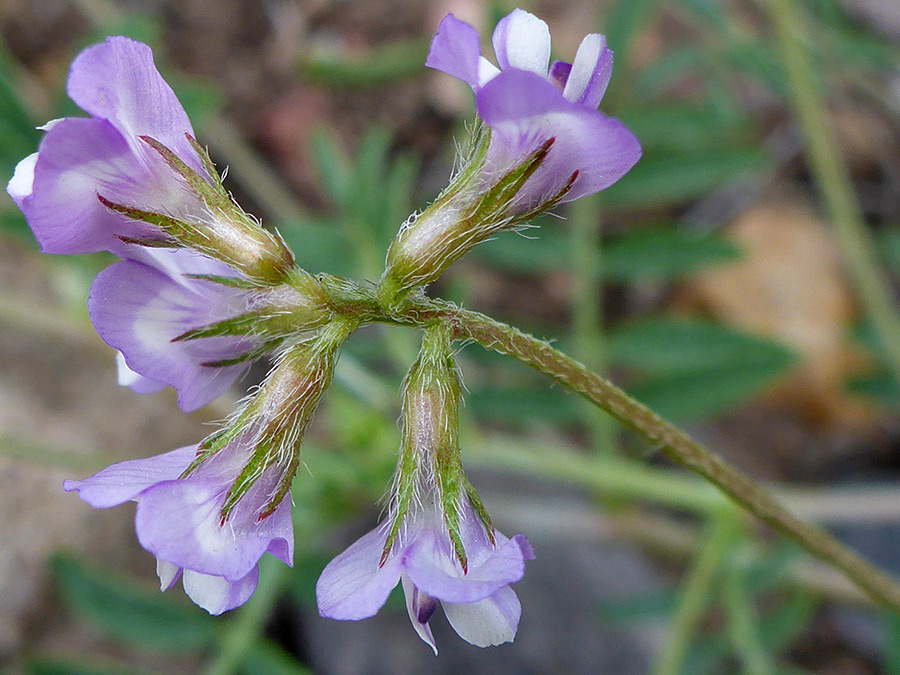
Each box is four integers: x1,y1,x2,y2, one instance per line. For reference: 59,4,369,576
678,201,875,429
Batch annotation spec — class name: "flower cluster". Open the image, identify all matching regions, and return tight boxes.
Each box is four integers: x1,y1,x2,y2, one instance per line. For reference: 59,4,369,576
379,9,641,305
9,9,639,651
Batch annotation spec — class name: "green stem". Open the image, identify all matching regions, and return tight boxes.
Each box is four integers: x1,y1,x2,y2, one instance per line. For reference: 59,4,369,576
723,560,778,675
412,302,900,613
652,514,737,675
569,195,617,454
204,555,288,675
763,0,900,387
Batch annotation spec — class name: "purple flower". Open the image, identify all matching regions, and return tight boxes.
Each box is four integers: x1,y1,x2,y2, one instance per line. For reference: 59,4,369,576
316,497,534,653
378,9,642,303
64,443,293,615
9,37,209,255
317,324,533,652
426,8,641,211
88,246,259,412
8,36,293,282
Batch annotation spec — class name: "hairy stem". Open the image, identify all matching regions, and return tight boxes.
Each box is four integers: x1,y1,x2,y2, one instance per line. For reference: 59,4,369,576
404,301,900,612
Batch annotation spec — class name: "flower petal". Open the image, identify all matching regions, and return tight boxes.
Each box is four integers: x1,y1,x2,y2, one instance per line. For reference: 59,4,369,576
401,575,438,655
7,153,37,209
67,36,202,174
135,478,271,580
562,33,613,108
88,254,253,412
116,351,168,394
23,118,152,254
182,566,258,615
477,69,641,207
491,9,551,76
316,526,403,621
156,559,182,591
425,14,484,89
442,585,521,647
63,445,197,508
403,528,527,604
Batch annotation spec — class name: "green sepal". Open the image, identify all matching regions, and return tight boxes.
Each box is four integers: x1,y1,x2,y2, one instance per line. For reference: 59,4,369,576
98,195,193,239
185,133,222,188
441,480,468,574
183,273,264,290
116,235,179,248
139,135,231,211
200,339,283,368
173,312,263,342
474,137,555,218
512,168,579,223
380,430,419,566
256,450,300,521
220,441,272,524
464,478,495,545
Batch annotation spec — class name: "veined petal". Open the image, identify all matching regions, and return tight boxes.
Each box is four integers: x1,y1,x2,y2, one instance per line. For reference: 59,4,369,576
403,528,527,604
67,36,203,175
24,118,152,254
562,33,613,108
182,566,259,615
401,575,438,655
316,526,403,620
442,585,521,647
88,256,253,412
425,14,484,89
477,69,641,208
491,9,551,76
63,445,196,508
135,478,272,581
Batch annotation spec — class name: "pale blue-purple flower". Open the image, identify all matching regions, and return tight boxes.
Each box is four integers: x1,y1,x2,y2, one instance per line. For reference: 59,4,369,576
425,9,641,211
64,442,294,615
8,36,209,255
316,497,534,653
87,246,258,411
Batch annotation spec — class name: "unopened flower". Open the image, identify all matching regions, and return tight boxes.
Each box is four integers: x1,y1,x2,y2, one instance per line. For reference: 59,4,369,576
380,9,641,304
7,36,293,283
317,325,534,652
65,321,355,613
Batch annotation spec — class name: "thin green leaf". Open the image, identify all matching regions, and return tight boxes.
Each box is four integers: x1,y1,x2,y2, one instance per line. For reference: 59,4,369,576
298,38,429,89
602,148,772,210
310,128,352,206
51,555,218,653
241,641,313,675
28,660,145,675
603,226,741,281
628,361,794,421
608,318,796,375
